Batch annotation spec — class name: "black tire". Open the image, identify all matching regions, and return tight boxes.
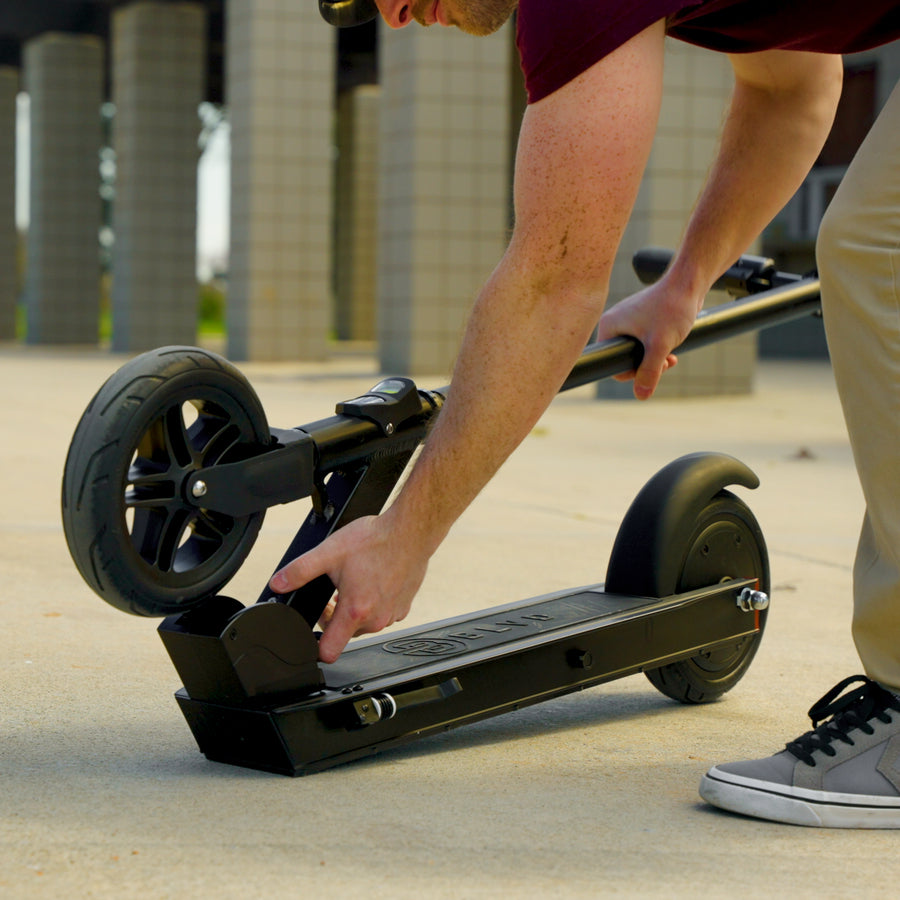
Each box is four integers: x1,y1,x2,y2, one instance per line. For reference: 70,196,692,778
644,490,769,703
62,346,270,617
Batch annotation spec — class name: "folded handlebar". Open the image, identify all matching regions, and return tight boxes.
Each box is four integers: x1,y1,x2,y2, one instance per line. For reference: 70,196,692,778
559,248,822,393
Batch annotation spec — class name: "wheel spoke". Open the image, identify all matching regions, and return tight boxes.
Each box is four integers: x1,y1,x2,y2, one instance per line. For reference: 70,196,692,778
190,410,243,465
127,460,175,506
125,402,245,574
195,508,234,539
126,484,190,570
163,404,194,468
131,404,192,484
135,418,169,467
129,507,166,568
154,508,194,573
171,511,228,572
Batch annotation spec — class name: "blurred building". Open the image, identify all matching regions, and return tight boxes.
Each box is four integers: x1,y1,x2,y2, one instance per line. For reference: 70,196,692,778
0,3,897,393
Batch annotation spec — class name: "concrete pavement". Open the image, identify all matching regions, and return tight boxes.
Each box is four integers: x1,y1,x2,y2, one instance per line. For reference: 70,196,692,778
2,342,898,898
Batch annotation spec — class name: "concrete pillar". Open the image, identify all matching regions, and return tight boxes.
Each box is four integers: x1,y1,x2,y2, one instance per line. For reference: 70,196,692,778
334,84,379,342
226,0,334,362
111,1,206,352
602,41,755,398
0,67,17,341
378,24,512,376
24,34,103,344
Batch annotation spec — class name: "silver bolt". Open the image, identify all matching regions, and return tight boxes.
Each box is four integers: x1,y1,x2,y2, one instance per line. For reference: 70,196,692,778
737,587,769,612
191,480,208,499
385,423,395,435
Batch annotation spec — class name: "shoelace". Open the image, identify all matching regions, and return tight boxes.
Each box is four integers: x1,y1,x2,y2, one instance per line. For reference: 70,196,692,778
786,675,900,767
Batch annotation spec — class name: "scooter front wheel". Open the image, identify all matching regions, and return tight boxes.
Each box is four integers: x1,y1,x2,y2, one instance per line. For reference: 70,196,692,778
62,346,270,617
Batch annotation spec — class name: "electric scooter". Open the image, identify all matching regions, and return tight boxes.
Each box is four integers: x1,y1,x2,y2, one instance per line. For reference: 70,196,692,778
61,247,821,775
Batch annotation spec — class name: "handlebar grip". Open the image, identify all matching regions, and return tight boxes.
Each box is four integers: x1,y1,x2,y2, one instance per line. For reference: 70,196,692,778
632,247,779,297
631,247,674,286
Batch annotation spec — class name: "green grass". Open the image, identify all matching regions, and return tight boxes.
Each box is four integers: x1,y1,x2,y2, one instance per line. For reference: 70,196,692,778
15,280,227,344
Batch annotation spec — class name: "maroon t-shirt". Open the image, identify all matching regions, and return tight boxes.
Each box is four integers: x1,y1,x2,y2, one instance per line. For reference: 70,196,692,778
517,0,900,103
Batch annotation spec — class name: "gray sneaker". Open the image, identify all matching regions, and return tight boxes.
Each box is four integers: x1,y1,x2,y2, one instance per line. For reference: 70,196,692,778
700,675,900,827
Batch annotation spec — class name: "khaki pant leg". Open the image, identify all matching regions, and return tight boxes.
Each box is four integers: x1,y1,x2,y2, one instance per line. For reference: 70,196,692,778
817,78,900,691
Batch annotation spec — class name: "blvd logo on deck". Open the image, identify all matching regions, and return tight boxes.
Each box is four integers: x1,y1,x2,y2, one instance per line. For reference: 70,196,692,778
382,637,467,657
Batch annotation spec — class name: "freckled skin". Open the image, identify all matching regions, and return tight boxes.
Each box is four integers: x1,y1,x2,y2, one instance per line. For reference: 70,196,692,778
272,10,844,662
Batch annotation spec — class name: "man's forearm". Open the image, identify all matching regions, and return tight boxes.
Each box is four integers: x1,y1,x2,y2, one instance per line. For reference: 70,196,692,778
384,253,603,554
665,51,843,299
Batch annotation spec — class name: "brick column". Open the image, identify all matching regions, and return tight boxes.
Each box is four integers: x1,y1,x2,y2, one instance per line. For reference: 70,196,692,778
334,84,379,342
111,1,206,352
0,67,17,340
23,34,102,344
377,24,512,376
226,0,334,361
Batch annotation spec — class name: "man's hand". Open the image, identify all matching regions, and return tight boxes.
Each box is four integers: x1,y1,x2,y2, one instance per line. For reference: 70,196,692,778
269,513,429,663
595,275,701,399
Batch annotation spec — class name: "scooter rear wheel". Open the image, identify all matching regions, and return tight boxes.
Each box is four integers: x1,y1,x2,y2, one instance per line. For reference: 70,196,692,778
61,346,270,617
645,491,769,703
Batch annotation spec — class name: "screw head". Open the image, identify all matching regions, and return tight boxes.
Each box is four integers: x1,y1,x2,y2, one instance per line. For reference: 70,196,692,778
567,648,594,670
191,480,208,498
737,587,769,611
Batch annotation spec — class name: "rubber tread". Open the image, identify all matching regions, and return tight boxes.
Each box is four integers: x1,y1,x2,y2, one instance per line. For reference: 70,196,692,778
61,346,269,616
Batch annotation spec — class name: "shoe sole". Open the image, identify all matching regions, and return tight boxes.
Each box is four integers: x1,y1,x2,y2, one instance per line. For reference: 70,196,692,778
700,766,900,828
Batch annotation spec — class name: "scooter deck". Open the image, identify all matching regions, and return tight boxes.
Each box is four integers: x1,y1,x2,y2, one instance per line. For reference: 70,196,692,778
173,577,761,775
